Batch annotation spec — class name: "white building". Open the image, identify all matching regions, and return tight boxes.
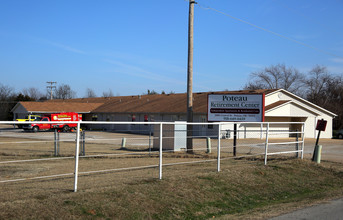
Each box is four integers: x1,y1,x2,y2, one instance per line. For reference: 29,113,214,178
11,89,336,138
264,89,335,138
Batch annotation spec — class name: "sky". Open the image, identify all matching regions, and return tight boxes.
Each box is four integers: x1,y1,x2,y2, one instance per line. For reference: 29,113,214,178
1,0,343,98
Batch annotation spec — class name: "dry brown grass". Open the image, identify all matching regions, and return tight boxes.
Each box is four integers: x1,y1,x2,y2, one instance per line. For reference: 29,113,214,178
1,133,343,219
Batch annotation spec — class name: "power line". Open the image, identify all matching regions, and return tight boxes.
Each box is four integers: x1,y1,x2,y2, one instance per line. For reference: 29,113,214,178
195,3,343,59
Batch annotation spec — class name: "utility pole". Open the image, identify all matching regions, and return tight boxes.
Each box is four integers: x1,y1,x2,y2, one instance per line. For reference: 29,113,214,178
46,81,57,100
187,0,196,153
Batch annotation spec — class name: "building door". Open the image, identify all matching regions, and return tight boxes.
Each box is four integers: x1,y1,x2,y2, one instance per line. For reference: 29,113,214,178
290,117,306,137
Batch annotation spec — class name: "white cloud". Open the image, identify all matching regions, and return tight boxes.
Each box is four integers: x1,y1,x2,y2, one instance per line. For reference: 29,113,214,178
104,59,185,85
0,31,86,54
44,40,86,54
327,66,343,74
291,34,317,41
104,51,186,76
330,58,343,64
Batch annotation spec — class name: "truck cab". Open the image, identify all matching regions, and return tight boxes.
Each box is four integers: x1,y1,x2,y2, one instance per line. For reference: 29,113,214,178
15,115,42,129
23,117,50,132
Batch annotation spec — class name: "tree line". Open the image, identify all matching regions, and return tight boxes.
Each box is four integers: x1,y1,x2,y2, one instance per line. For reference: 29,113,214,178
245,64,343,129
0,84,117,120
1,64,342,130
0,83,173,120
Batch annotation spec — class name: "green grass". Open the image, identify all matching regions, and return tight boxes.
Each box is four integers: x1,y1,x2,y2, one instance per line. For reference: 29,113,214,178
77,160,343,219
1,159,343,219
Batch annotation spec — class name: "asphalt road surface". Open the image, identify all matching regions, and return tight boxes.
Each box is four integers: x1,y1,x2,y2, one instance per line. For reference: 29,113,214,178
270,197,343,220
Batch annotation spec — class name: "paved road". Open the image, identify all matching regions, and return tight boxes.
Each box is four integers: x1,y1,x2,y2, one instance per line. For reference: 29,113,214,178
270,198,343,220
302,138,343,163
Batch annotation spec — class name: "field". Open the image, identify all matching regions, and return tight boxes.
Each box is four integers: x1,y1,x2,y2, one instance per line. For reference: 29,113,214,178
0,126,342,219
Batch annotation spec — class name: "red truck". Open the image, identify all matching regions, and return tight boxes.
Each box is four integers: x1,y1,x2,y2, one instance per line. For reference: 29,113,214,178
23,112,82,132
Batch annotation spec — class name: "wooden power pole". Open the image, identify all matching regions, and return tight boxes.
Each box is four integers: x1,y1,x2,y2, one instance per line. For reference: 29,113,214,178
187,0,196,153
46,81,57,100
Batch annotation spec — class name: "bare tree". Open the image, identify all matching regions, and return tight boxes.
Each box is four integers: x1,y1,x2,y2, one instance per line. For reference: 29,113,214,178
303,65,331,105
326,75,343,129
22,87,44,101
0,83,14,100
0,83,15,120
303,69,343,129
245,64,304,95
85,88,97,98
102,89,114,98
54,84,76,100
144,89,158,95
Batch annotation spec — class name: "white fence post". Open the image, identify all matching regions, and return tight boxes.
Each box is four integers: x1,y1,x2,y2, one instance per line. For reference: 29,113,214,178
260,123,263,139
264,123,269,165
159,123,163,180
73,122,81,192
301,122,305,159
217,123,221,172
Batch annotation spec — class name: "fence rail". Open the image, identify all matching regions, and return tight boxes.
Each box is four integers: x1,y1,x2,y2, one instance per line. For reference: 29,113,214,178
0,121,305,192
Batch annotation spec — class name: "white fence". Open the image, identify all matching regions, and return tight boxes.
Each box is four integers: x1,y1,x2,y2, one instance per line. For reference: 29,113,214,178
0,121,305,192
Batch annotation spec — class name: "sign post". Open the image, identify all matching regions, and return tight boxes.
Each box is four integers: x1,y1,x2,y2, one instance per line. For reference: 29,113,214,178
312,119,327,161
233,123,237,156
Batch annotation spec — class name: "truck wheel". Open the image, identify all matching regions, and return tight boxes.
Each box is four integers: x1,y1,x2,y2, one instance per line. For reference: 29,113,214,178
32,126,39,132
62,125,70,132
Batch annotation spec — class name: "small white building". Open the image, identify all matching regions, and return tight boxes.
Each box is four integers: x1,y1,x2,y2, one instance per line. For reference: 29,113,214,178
265,89,335,138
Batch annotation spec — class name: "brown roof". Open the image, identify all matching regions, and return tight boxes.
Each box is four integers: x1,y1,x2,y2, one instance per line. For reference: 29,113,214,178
93,89,278,114
15,89,279,114
45,97,111,103
265,100,291,111
18,102,104,113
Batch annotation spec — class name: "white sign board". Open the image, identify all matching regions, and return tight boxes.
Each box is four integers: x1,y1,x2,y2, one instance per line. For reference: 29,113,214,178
208,94,265,122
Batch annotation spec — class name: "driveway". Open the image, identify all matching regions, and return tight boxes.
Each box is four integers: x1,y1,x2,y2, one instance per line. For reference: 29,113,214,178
302,138,343,163
0,125,342,162
270,197,343,220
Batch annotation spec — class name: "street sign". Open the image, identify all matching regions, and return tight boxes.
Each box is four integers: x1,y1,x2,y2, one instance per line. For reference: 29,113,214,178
316,119,327,131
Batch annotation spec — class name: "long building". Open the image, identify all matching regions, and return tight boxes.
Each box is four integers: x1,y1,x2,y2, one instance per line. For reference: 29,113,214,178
11,89,336,138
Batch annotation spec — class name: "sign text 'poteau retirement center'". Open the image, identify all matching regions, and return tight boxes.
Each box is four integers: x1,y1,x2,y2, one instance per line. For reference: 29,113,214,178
208,94,265,122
